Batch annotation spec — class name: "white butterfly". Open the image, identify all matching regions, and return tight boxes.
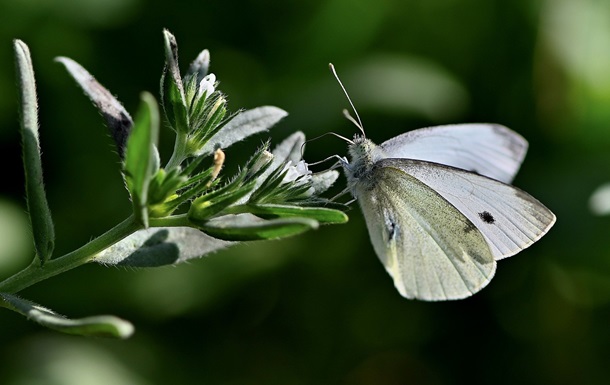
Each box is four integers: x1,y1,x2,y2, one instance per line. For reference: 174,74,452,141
330,64,556,301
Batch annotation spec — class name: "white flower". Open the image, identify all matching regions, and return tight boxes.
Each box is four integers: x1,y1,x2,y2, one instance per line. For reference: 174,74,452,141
282,160,311,183
281,160,315,196
197,73,216,99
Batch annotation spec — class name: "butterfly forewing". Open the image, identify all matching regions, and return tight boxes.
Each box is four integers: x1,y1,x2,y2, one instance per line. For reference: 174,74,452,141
355,165,497,300
381,159,556,260
379,124,527,184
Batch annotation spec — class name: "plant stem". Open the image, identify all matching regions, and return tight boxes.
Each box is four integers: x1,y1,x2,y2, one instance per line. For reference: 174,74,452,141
148,214,191,227
165,131,189,170
0,215,140,294
219,204,251,215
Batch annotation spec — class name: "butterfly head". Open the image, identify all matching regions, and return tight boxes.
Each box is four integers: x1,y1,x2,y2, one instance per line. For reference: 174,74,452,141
344,136,385,192
328,64,385,191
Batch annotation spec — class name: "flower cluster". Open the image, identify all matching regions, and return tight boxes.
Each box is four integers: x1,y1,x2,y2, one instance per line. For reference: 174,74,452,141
2,30,348,339
54,29,347,242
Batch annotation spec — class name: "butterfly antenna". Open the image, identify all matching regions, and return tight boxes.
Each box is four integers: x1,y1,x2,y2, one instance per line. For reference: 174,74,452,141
329,63,366,137
342,109,364,133
301,131,354,157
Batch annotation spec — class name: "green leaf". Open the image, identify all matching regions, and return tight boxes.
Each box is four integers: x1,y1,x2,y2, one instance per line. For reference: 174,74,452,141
180,154,207,178
244,204,348,224
248,164,291,203
197,214,318,241
55,56,133,159
148,167,186,206
94,227,233,267
161,29,189,132
154,168,216,215
180,165,214,190
199,106,288,156
0,293,134,339
14,39,55,265
124,92,160,227
147,167,188,218
187,93,228,155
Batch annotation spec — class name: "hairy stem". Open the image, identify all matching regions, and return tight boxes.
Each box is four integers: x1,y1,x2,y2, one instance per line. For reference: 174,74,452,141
0,215,140,294
165,131,189,170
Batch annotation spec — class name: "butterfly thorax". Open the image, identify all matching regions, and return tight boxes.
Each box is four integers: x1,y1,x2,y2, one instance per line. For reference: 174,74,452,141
344,136,387,193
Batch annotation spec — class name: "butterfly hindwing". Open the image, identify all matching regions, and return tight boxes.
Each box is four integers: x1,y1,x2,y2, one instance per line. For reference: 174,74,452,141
379,158,556,261
355,164,497,300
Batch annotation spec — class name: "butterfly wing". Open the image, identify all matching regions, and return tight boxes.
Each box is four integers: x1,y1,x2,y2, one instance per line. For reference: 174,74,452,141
379,124,527,183
355,165,496,301
380,159,556,261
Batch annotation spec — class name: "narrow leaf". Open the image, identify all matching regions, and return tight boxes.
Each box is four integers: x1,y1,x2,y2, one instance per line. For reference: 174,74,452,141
0,293,133,339
148,167,186,205
186,49,210,83
188,181,257,221
150,172,218,217
94,227,233,267
200,106,288,155
180,165,214,190
271,131,305,165
124,92,160,227
161,29,189,132
311,170,339,194
14,39,55,264
245,204,348,224
197,214,318,241
248,165,290,203
55,56,133,159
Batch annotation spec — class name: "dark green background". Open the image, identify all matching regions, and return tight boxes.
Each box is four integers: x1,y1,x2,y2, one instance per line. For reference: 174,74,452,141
1,0,609,384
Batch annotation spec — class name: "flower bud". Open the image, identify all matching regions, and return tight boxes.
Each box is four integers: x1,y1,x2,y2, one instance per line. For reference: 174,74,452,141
251,150,274,175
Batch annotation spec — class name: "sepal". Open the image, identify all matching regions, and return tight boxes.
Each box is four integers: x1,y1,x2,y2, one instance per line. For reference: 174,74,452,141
196,214,318,241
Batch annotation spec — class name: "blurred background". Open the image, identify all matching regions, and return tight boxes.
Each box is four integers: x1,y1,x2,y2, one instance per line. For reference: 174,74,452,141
1,0,609,384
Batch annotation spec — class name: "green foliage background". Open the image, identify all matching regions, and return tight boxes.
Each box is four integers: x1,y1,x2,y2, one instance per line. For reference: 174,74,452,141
0,0,609,383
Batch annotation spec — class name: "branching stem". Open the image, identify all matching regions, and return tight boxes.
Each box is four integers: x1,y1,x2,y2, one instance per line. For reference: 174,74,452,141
0,215,140,293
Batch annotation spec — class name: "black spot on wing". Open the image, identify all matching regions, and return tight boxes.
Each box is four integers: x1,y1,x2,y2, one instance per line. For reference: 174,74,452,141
479,211,495,224
387,219,398,242
382,208,399,242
